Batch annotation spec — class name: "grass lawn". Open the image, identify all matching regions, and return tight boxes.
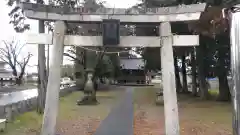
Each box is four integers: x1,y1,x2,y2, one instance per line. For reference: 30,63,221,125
133,87,232,135
2,88,124,135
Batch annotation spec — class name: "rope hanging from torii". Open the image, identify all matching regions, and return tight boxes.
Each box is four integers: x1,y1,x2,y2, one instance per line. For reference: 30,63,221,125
76,46,132,54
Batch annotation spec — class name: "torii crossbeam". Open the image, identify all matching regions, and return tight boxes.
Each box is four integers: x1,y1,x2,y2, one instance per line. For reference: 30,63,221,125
20,2,206,135
21,2,206,22
25,34,199,47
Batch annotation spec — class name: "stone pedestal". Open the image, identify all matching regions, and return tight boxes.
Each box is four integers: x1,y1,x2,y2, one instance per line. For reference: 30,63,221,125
21,101,27,113
11,103,18,115
26,99,31,110
5,105,12,122
155,82,164,105
156,92,164,105
17,101,22,113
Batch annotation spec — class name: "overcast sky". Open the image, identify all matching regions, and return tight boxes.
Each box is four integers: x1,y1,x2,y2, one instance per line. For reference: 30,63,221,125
0,0,140,73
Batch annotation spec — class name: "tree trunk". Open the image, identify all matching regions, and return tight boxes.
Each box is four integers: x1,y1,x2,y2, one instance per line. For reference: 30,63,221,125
181,54,188,93
16,77,22,86
216,45,231,101
37,20,47,114
16,72,25,86
75,47,85,90
174,56,182,93
12,68,18,77
217,73,231,101
196,45,209,100
191,48,197,96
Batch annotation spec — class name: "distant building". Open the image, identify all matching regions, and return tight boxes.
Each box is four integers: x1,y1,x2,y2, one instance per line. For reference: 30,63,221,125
120,58,145,70
61,64,74,79
117,58,147,84
0,61,13,80
0,61,14,86
26,73,38,82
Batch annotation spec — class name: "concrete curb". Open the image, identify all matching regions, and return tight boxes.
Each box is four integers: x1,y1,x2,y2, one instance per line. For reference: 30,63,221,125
0,86,76,122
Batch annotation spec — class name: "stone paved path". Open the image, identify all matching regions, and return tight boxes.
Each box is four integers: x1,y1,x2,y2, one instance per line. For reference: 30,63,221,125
93,87,134,135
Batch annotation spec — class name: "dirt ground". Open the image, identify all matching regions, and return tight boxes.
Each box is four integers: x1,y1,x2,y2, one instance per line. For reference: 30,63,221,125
55,89,124,135
3,88,124,135
133,87,232,135
3,86,232,135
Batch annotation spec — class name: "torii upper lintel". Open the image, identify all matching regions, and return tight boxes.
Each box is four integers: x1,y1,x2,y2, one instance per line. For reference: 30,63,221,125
20,2,206,22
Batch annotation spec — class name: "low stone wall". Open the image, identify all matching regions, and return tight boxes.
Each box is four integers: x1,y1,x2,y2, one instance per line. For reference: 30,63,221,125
0,86,76,122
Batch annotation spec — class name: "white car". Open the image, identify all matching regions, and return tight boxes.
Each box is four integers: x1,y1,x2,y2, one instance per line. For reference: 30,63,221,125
151,75,162,84
60,77,72,86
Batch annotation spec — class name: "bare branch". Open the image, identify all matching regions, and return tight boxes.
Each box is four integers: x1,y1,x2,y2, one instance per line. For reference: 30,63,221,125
0,48,10,59
17,52,33,78
1,39,31,77
63,52,84,65
66,48,84,61
1,41,14,67
0,57,9,64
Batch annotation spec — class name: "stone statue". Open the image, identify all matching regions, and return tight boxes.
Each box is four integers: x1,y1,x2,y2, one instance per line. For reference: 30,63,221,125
77,70,99,105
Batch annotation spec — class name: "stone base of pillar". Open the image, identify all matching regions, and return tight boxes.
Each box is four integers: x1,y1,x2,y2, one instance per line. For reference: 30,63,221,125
77,71,99,105
156,92,164,106
155,84,164,105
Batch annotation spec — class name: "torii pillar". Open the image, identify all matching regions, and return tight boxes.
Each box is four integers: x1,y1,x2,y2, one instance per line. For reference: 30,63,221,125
160,22,180,134
40,21,66,135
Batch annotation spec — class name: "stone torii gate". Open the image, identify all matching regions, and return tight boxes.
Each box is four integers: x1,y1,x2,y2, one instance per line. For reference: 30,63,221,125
20,2,206,135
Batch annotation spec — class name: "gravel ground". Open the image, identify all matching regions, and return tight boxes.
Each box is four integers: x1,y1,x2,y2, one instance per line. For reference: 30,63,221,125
133,87,232,135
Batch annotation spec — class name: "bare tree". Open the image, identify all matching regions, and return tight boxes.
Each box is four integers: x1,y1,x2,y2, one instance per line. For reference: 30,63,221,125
0,39,32,85
63,47,85,65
